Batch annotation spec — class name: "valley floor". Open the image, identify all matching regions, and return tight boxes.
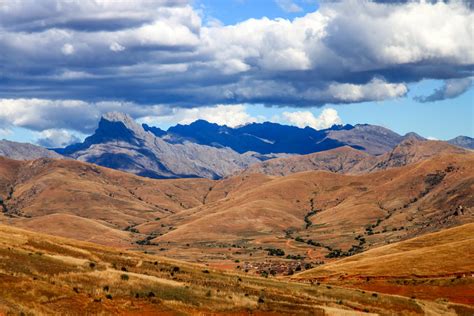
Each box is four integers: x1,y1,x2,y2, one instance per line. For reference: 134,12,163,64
0,224,473,315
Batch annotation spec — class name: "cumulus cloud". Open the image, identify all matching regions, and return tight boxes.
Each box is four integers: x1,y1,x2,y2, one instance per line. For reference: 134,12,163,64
0,0,472,118
36,129,81,148
282,108,342,129
0,98,170,133
141,104,258,128
414,78,473,103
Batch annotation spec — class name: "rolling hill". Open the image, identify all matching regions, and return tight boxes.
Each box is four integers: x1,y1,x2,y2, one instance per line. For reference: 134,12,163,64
240,137,469,177
1,146,472,277
0,224,472,315
294,223,474,305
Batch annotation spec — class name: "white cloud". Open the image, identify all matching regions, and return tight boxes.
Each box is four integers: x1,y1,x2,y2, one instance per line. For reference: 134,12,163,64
0,1,472,109
61,43,74,55
141,104,258,128
328,78,408,102
276,0,303,13
427,136,438,141
282,108,342,130
110,42,125,52
0,98,170,133
36,129,81,148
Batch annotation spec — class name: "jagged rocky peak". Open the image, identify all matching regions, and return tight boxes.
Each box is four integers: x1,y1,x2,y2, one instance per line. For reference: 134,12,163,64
100,112,146,136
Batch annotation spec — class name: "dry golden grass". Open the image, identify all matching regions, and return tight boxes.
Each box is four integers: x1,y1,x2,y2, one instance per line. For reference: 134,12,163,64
0,225,469,315
294,223,474,305
0,151,473,278
1,224,472,315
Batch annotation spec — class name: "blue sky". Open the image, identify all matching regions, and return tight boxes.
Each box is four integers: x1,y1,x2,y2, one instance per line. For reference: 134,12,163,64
192,0,473,140
196,0,320,24
0,0,472,147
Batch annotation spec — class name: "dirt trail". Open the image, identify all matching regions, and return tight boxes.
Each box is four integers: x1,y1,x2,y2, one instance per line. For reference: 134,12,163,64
306,248,317,260
416,300,457,316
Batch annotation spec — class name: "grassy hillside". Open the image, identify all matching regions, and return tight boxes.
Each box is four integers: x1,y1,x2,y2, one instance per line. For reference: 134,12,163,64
0,152,473,276
0,224,472,315
294,223,474,306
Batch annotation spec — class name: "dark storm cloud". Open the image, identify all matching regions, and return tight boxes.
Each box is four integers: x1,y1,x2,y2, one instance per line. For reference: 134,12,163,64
0,0,472,118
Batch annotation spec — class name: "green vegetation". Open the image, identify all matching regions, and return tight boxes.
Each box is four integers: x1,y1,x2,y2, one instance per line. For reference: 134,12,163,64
266,248,285,256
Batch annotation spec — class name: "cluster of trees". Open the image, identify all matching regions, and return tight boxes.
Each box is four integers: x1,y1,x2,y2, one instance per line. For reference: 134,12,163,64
266,248,285,256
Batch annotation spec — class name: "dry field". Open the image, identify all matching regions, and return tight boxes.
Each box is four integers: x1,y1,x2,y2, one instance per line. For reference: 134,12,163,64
0,224,472,315
294,223,474,306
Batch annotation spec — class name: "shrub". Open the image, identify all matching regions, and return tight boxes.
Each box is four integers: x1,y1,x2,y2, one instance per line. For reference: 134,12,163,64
295,236,305,243
121,274,129,281
267,248,285,256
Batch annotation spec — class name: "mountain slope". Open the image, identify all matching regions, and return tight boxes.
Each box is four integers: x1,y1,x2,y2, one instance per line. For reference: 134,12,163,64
294,223,474,305
167,120,354,154
0,157,213,232
240,138,468,177
0,140,63,160
144,151,474,269
241,146,375,176
1,149,472,277
56,112,260,179
166,120,404,155
324,124,404,155
448,136,474,150
362,137,468,173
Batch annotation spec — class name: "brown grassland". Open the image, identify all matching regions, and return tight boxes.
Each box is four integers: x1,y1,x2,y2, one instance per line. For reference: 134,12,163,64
0,224,473,315
0,141,473,314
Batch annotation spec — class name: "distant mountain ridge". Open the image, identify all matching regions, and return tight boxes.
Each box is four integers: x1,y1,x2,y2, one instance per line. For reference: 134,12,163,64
240,137,469,177
2,112,471,179
0,140,63,160
51,113,473,179
448,136,474,150
165,120,358,154
55,112,261,179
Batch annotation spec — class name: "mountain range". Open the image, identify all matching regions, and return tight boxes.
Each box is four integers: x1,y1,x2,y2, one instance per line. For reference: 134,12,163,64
1,139,472,268
0,115,473,314
43,112,472,179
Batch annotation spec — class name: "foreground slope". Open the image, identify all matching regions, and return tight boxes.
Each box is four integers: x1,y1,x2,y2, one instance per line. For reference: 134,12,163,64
294,223,474,305
1,224,461,315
